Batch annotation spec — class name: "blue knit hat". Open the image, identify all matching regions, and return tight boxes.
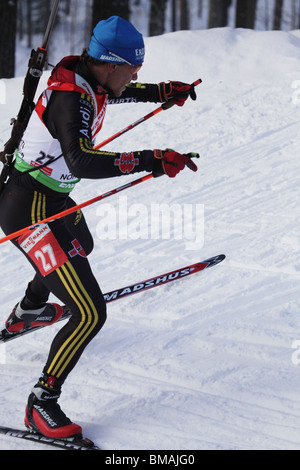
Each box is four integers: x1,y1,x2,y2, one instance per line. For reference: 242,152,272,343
87,16,145,66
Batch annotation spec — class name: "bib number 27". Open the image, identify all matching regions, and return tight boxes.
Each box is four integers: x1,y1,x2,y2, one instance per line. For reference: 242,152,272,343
34,243,58,274
18,224,68,276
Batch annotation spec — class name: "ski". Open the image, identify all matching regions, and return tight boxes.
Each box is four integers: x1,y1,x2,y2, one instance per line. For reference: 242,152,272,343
0,254,225,343
0,424,100,450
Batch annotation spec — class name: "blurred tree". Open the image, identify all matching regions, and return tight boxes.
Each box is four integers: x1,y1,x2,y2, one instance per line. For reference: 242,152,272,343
291,0,300,29
0,0,18,78
235,0,257,29
273,0,283,30
208,0,231,28
92,0,130,28
179,0,190,30
171,0,176,31
171,0,191,32
149,0,167,36
198,0,203,17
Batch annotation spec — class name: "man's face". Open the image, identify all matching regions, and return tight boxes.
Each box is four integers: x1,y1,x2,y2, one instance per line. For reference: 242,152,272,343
107,64,141,97
90,62,142,97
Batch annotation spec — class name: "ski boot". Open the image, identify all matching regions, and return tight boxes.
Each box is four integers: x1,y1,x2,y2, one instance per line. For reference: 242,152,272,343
5,301,63,333
25,380,82,439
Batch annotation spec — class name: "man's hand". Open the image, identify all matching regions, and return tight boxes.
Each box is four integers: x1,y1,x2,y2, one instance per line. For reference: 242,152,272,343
158,81,197,107
153,149,199,178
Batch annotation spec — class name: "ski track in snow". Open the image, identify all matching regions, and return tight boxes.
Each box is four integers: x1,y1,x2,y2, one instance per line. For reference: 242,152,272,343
0,27,300,450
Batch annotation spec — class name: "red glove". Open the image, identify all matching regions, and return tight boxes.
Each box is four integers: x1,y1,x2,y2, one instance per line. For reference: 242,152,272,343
158,81,197,107
153,149,198,178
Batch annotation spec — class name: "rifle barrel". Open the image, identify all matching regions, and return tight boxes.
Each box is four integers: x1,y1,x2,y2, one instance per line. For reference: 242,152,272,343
42,0,60,49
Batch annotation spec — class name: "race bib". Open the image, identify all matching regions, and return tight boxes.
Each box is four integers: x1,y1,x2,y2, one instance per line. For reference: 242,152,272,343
17,224,67,276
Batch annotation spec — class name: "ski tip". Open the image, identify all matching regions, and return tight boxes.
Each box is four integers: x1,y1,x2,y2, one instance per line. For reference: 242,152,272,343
204,254,226,267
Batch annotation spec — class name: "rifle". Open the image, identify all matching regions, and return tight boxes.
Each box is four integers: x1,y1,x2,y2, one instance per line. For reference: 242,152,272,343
0,0,60,194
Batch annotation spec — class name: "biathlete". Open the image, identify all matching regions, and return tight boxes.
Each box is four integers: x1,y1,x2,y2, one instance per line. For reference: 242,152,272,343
0,16,198,440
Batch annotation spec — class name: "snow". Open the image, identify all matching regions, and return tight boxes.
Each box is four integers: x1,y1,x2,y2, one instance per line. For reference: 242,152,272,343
0,26,300,450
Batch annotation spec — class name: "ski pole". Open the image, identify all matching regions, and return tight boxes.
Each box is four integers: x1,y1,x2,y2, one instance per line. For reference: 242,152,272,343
0,148,198,245
94,78,202,150
0,79,202,244
0,174,153,245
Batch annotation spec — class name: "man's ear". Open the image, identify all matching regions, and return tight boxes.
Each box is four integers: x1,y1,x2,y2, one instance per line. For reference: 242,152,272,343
106,63,117,74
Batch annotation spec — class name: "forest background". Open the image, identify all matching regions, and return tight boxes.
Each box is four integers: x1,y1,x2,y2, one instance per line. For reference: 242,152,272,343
0,0,299,78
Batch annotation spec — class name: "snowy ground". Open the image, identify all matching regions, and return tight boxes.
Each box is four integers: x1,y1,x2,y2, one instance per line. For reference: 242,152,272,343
0,27,300,450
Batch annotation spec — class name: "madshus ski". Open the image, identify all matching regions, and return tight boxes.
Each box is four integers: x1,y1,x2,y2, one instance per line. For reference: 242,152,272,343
0,254,225,450
0,254,225,344
0,424,100,450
